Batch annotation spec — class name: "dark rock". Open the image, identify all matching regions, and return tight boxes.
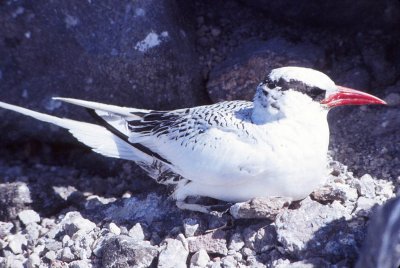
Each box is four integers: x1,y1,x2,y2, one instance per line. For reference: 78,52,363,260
356,196,400,268
241,1,400,31
0,182,32,221
207,38,325,102
0,0,208,145
230,197,291,220
361,41,399,86
101,235,158,268
384,92,400,106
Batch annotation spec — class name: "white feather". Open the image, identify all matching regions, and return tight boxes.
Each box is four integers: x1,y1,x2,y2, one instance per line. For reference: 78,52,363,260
0,101,150,162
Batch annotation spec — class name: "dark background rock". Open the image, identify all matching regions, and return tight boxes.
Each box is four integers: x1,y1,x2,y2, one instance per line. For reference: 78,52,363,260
207,38,326,102
0,0,208,145
241,0,400,31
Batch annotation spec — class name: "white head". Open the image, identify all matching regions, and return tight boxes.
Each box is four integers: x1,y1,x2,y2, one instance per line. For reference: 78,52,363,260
252,66,386,124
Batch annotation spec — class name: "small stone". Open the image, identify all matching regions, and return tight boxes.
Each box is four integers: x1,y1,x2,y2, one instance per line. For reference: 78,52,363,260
101,235,158,268
7,233,27,254
356,174,376,198
25,223,40,241
60,247,76,262
128,223,146,241
312,181,358,204
183,218,200,237
92,233,115,257
355,197,379,216
158,238,189,268
375,180,394,199
187,230,228,255
45,239,62,252
62,212,96,236
4,257,24,268
190,249,210,267
18,210,40,225
228,232,244,251
107,223,121,235
62,235,71,247
26,253,41,268
69,260,91,268
0,222,13,238
243,225,276,253
0,238,8,250
45,250,56,261
230,197,291,220
241,247,255,257
221,255,238,268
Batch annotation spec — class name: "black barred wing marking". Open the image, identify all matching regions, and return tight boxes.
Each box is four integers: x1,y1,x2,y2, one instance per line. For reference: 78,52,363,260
137,158,188,186
127,101,254,144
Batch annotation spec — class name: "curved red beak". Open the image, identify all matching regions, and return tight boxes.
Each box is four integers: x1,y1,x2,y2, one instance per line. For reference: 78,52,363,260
321,85,387,108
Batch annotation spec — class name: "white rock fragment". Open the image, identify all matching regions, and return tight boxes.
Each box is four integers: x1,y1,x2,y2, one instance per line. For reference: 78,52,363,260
183,218,200,237
228,232,245,251
61,212,96,236
26,253,40,268
7,233,27,254
0,222,14,238
45,250,56,261
18,210,40,225
128,223,146,241
355,197,379,216
158,237,189,268
107,222,121,235
356,174,376,198
59,247,75,262
190,249,210,268
134,31,169,52
69,260,92,268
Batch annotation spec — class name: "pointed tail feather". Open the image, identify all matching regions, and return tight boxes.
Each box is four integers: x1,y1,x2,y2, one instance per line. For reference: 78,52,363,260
53,97,150,118
0,101,151,162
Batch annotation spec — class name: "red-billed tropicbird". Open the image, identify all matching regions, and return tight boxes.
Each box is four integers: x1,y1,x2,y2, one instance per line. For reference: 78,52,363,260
0,67,386,213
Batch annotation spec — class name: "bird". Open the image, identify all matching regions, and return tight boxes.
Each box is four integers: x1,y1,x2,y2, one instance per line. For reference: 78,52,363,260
0,66,386,213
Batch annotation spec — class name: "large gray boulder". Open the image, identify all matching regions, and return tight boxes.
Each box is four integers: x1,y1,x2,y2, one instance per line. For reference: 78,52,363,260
0,0,207,144
356,197,400,268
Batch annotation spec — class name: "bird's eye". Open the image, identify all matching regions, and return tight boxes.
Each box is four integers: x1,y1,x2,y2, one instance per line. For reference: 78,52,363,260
308,87,326,101
262,78,276,89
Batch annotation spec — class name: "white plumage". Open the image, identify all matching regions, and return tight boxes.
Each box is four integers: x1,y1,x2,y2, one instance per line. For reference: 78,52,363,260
0,67,386,213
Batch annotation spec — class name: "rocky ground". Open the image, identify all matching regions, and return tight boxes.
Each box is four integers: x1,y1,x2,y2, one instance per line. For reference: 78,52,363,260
1,0,400,267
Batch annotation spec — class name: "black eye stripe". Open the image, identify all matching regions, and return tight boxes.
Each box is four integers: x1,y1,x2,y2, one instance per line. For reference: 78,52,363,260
273,78,325,101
